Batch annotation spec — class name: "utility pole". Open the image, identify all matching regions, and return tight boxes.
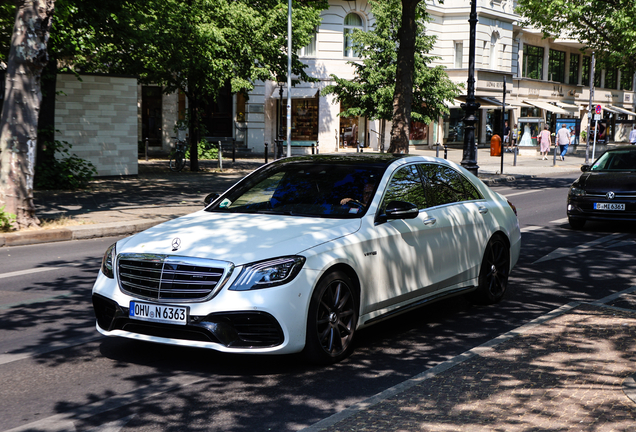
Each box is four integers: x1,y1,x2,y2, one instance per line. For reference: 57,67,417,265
586,52,595,165
461,0,480,175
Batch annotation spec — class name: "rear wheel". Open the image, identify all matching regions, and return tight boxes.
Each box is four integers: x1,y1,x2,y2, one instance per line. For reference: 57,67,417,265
568,217,586,230
169,151,185,172
303,271,358,365
471,235,510,305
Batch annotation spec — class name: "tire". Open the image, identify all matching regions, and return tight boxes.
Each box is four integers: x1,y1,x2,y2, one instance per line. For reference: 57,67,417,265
568,217,586,230
471,235,510,305
169,152,185,172
303,271,358,365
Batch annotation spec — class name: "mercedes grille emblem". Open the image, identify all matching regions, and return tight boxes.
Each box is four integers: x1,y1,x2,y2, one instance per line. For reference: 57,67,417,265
171,238,182,251
606,191,615,200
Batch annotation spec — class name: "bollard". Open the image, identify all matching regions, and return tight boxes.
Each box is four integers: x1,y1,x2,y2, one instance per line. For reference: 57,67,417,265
553,145,557,166
145,137,149,161
264,143,268,164
218,141,223,171
513,146,518,166
312,143,315,155
444,145,448,159
316,140,319,154
232,138,236,163
436,142,440,158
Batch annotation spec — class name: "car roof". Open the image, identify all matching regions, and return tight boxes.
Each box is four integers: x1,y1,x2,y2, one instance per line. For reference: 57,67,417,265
271,154,410,168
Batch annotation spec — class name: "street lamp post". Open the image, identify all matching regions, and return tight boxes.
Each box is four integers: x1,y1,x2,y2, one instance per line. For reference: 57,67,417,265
461,0,480,176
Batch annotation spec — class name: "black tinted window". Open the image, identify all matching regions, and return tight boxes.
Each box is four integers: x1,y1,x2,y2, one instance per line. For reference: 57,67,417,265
380,165,427,212
419,164,481,206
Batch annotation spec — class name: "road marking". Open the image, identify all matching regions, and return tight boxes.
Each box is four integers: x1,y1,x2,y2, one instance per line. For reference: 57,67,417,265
505,188,554,198
521,218,568,233
0,267,60,280
533,233,630,264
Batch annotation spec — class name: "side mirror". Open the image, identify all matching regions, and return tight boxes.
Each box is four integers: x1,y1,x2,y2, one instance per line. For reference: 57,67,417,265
204,193,220,207
581,165,591,172
385,200,419,220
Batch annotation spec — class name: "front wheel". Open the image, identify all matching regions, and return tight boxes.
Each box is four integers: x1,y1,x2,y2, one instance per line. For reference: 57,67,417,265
303,271,358,365
470,235,510,305
169,151,185,172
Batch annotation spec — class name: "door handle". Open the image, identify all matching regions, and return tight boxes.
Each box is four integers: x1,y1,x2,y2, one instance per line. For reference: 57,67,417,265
423,217,437,225
478,206,489,214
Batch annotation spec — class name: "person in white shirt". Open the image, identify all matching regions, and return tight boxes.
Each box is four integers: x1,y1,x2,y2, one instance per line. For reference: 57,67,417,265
556,124,571,161
629,126,636,144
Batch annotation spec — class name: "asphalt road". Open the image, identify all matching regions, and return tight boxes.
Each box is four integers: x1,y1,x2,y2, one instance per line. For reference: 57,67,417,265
1,173,635,432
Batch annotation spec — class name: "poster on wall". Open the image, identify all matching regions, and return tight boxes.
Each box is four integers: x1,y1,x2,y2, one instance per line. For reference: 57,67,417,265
555,118,581,145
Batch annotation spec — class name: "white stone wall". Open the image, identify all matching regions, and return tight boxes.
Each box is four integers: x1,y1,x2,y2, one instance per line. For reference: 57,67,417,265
55,74,138,176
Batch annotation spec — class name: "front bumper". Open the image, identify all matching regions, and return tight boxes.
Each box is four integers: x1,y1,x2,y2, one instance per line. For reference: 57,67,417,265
92,267,319,354
567,196,636,222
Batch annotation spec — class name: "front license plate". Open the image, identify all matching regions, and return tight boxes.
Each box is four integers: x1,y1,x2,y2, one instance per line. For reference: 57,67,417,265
129,301,189,325
594,203,625,211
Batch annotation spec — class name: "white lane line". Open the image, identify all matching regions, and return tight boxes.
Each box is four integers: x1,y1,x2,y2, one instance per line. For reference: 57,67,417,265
533,232,628,264
520,218,568,233
505,188,554,198
0,267,60,280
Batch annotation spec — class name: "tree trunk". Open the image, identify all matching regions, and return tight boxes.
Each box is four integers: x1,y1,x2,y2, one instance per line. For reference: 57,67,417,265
388,0,420,154
0,0,55,229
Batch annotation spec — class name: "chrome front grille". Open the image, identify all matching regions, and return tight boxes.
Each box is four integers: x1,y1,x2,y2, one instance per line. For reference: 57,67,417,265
117,254,234,302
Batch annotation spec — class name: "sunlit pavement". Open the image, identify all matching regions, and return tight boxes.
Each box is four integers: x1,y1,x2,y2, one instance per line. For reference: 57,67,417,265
303,288,636,432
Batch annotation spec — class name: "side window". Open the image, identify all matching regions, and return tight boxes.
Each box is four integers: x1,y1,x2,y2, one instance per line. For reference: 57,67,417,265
419,164,481,207
380,165,427,213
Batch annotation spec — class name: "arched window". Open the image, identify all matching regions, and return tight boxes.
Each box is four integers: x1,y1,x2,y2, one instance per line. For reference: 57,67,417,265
343,13,363,58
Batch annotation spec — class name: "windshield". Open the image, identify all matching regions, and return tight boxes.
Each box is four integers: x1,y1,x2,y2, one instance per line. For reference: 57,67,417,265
207,162,384,218
592,149,636,172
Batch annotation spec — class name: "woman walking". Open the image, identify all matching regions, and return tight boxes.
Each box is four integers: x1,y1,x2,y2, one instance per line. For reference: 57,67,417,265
539,125,551,160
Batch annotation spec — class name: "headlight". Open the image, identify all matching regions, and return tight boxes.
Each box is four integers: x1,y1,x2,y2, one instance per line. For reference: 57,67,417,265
101,243,117,278
570,186,586,197
230,256,306,291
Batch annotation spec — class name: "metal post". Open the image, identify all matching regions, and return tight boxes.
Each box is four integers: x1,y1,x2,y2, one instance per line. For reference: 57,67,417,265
500,79,506,174
444,145,448,159
232,138,236,163
553,143,557,166
145,137,149,161
311,143,315,154
218,140,223,171
461,0,480,175
264,143,268,164
592,118,598,160
436,142,440,158
586,52,595,165
286,0,292,158
316,140,319,154
513,146,518,166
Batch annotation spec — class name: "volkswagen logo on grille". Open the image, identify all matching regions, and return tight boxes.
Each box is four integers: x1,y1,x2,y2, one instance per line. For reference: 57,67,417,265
606,191,616,200
171,238,182,251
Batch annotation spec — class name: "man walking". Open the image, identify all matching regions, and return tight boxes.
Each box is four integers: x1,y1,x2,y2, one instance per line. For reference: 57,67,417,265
630,125,636,144
556,124,571,161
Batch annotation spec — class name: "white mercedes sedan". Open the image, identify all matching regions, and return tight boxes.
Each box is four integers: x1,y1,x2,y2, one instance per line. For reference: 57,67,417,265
93,154,520,364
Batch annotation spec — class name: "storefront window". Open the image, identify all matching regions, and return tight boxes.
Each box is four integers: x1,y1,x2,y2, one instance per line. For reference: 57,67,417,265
523,45,544,80
520,107,541,117
283,98,319,142
339,105,365,148
518,119,542,146
444,109,465,144
409,121,428,144
582,56,591,86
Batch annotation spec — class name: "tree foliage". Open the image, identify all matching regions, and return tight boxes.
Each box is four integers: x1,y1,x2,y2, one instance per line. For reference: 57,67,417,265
76,0,327,170
516,0,636,70
323,0,459,153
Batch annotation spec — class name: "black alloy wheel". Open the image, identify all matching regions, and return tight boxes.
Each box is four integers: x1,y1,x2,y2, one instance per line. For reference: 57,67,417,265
303,271,358,365
471,235,510,305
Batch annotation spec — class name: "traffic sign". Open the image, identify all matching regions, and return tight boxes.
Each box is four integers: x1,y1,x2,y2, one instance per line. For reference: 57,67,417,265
595,104,602,114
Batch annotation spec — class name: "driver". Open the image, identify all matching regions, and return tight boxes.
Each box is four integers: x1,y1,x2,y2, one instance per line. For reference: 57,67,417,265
340,183,375,206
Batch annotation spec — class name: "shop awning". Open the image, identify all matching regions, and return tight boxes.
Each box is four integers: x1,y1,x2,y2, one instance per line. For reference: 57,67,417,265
602,106,622,114
455,96,500,109
270,88,319,99
607,105,636,116
555,101,580,112
523,100,569,115
444,99,465,109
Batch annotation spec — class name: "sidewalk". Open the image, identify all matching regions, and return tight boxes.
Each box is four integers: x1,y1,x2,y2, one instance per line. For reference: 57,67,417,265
303,289,636,432
0,145,589,247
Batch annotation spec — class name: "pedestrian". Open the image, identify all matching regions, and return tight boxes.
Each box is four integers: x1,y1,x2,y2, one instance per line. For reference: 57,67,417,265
630,125,636,145
539,125,551,160
503,121,511,151
512,123,518,148
556,124,571,161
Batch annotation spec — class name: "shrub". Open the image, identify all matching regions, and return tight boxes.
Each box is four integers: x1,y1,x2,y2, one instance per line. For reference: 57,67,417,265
35,140,98,190
185,139,219,160
0,206,16,232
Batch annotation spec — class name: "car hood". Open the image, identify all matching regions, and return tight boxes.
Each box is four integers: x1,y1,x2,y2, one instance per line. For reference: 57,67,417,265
116,210,362,265
577,172,636,193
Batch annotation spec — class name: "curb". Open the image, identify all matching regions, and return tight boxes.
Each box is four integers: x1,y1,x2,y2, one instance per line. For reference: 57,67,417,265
0,218,171,247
